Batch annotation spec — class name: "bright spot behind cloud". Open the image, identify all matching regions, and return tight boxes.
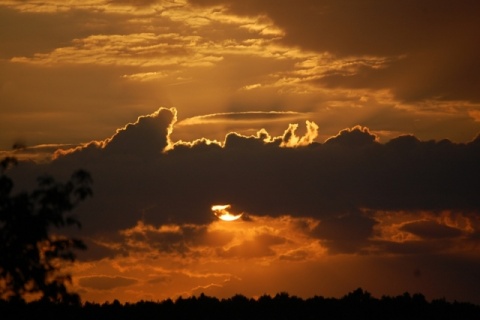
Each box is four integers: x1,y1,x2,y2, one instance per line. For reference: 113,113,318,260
212,204,244,221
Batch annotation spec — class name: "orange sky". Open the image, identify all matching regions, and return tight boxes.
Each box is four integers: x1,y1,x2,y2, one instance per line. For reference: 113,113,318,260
1,0,480,305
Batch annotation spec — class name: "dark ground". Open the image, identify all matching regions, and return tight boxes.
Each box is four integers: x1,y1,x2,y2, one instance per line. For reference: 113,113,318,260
1,288,480,320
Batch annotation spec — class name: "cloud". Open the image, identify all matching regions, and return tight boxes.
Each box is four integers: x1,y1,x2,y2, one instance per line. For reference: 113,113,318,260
400,220,463,240
176,111,308,126
324,125,378,146
65,213,327,302
102,107,176,155
6,107,480,303
6,108,480,257
79,276,138,291
9,108,480,243
278,249,309,261
119,220,212,255
313,212,378,254
217,234,284,259
189,0,480,102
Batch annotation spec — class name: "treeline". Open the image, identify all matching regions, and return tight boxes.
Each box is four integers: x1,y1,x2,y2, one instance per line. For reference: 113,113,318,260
1,289,480,320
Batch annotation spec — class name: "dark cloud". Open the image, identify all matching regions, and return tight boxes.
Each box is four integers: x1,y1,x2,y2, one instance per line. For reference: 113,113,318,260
191,0,480,56
103,108,174,156
189,0,480,102
122,222,214,255
324,126,378,146
400,220,463,240
79,276,138,290
316,51,480,102
376,239,455,256
217,234,285,258
147,275,172,285
313,212,377,254
279,250,309,261
76,238,122,261
7,108,480,258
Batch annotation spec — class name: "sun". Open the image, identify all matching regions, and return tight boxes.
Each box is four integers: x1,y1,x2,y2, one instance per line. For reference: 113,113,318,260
211,204,244,221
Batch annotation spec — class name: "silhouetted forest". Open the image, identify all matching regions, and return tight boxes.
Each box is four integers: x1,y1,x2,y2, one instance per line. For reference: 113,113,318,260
1,288,480,320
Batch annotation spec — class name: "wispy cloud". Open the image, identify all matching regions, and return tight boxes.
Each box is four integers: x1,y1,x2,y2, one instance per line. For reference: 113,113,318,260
176,111,309,126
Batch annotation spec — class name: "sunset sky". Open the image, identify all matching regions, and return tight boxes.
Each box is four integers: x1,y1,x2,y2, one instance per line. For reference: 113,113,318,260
2,0,480,305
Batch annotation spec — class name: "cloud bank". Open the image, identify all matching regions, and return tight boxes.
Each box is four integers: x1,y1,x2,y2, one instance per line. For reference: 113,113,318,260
7,107,480,303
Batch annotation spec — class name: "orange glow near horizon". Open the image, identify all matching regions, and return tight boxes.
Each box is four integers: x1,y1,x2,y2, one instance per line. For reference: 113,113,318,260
60,209,480,305
64,214,328,303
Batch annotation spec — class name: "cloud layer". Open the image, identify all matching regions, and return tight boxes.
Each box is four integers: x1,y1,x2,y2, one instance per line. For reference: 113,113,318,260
7,108,480,304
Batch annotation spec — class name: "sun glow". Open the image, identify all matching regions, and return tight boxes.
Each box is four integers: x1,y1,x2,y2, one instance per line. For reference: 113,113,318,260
211,204,244,221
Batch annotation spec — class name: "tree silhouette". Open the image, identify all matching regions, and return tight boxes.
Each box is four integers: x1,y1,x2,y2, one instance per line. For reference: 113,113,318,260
0,157,92,304
1,289,480,319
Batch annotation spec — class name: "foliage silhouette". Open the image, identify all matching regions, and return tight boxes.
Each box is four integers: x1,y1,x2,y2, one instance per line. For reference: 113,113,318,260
0,157,92,304
1,288,479,320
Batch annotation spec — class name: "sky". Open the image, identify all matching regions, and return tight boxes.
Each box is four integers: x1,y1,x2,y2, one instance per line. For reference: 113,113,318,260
1,0,480,304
